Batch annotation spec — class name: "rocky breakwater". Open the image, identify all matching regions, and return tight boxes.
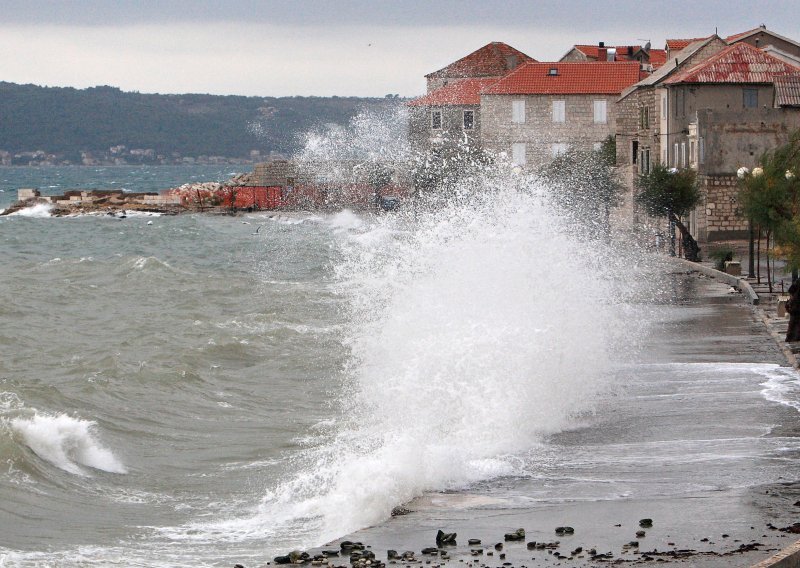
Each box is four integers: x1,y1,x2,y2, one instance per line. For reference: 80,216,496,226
1,171,263,217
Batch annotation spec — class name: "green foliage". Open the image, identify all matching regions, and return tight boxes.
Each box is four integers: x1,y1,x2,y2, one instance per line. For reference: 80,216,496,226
0,81,392,159
636,165,701,218
738,130,800,268
539,147,623,239
708,247,735,271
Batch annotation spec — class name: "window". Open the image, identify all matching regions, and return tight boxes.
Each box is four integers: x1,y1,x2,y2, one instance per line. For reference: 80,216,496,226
553,100,566,123
675,90,685,117
463,110,474,129
593,100,607,124
689,140,696,166
639,106,650,129
512,100,525,123
632,140,638,165
661,93,667,117
681,142,687,168
743,88,758,108
552,143,568,157
512,143,526,166
673,143,679,167
431,110,442,129
644,149,651,174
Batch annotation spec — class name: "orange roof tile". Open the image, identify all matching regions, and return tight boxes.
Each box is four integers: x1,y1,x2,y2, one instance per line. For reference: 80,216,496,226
426,42,536,79
666,37,709,52
664,42,800,84
481,61,641,95
407,78,499,106
649,49,668,68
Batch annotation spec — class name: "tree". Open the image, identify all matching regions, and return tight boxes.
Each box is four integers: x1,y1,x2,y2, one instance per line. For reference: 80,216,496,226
636,165,702,261
539,138,622,240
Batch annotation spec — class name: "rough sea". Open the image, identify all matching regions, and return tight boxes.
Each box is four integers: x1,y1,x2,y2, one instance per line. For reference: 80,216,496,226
2,166,800,567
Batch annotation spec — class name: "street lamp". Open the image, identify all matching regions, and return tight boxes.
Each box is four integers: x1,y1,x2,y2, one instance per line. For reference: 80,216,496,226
738,166,756,278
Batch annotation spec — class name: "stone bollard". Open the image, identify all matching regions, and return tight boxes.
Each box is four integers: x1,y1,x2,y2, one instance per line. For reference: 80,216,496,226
725,261,741,276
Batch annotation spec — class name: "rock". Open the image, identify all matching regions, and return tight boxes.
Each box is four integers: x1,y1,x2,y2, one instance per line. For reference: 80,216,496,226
639,518,653,528
571,547,583,556
391,506,412,516
494,543,503,551
468,539,481,546
341,542,364,552
470,550,482,556
274,556,292,564
387,550,398,560
421,548,439,556
322,551,340,557
504,528,525,541
499,553,506,560
289,551,309,563
235,565,245,568
436,530,457,546
555,527,574,536
526,542,537,550
636,530,646,538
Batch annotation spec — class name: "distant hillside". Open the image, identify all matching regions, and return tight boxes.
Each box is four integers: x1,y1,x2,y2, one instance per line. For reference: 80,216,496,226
0,82,399,165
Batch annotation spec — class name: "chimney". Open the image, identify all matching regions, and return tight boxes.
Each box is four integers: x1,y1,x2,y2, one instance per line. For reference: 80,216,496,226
598,41,607,62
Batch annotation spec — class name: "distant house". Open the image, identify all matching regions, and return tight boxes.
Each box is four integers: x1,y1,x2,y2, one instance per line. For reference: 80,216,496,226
479,61,641,167
661,42,800,240
408,42,535,158
423,42,535,93
560,41,667,71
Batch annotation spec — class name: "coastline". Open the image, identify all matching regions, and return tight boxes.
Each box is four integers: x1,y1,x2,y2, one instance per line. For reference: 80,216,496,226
266,268,800,568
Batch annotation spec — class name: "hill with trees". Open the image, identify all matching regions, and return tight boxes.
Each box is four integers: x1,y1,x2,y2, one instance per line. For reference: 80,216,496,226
0,82,400,165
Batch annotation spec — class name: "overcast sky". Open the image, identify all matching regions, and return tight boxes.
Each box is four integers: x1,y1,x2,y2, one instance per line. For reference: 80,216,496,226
1,0,799,98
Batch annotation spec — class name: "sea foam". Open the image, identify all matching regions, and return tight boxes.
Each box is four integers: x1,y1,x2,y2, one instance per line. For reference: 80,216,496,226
10,413,127,476
172,172,644,549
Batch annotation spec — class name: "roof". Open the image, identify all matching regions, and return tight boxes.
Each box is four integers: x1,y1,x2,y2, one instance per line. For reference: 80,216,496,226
568,44,667,68
666,38,709,52
664,42,800,85
726,25,800,51
426,42,535,79
481,61,641,95
648,49,668,68
407,78,498,106
775,75,800,106
619,35,726,100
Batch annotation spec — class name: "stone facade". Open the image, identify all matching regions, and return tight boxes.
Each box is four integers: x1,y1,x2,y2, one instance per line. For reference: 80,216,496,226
481,94,618,166
697,174,748,241
408,103,482,157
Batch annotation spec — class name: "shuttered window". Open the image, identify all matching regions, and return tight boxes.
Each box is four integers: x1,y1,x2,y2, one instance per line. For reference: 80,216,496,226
552,100,566,123
512,100,525,123
593,100,607,124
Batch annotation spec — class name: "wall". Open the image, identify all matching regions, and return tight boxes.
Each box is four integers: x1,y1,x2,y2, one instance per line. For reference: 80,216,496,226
481,93,617,166
696,107,800,174
696,174,749,241
408,104,482,157
734,31,800,58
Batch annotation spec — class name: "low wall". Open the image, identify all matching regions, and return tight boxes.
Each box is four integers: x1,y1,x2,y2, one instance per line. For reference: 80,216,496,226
673,257,759,305
752,540,800,568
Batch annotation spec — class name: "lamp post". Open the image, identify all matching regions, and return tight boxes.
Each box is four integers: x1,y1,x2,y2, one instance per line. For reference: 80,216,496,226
738,167,756,278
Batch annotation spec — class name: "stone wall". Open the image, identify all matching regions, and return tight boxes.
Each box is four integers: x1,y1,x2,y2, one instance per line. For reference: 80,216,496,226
698,174,748,241
481,93,617,166
408,104,482,156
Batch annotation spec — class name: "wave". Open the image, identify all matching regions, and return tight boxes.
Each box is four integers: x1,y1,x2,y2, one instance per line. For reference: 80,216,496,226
9,203,53,217
164,173,647,550
8,412,127,476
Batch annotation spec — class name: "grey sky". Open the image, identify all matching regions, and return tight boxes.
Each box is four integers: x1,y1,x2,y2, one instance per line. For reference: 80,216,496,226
1,0,798,97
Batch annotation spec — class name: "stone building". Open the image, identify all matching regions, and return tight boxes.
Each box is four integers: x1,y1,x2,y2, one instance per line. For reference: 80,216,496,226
479,61,641,167
408,42,534,158
661,43,800,241
617,32,800,243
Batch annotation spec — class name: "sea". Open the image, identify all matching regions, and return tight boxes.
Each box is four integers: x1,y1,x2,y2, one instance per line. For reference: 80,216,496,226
2,165,800,567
